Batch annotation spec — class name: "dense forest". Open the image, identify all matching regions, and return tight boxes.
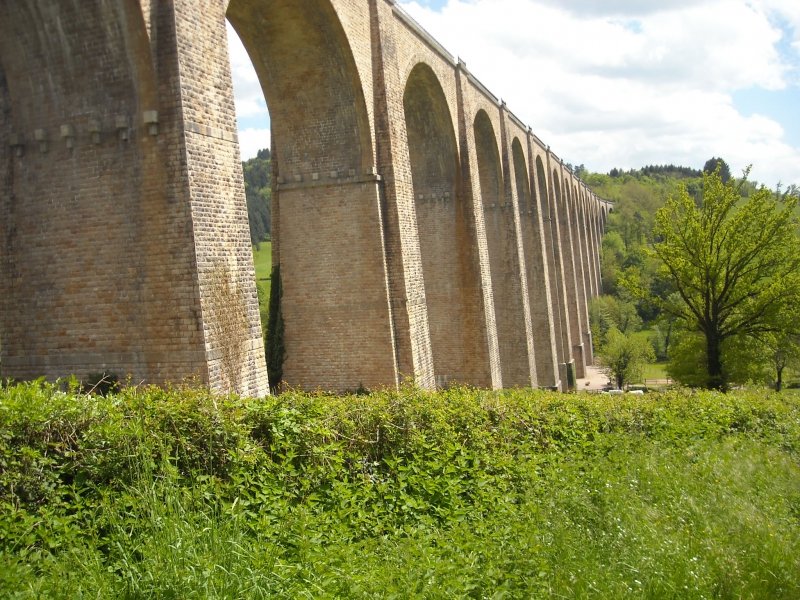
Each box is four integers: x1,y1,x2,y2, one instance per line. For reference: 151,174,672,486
243,148,272,247
587,157,800,389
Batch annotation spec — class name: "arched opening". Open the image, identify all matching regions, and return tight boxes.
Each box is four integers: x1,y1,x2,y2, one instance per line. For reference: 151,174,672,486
512,140,531,213
536,157,567,375
228,0,397,392
474,111,503,208
549,170,577,387
404,64,458,207
515,141,557,387
227,0,372,179
403,63,484,387
475,112,530,387
556,172,585,378
570,184,593,366
591,202,603,295
580,194,599,299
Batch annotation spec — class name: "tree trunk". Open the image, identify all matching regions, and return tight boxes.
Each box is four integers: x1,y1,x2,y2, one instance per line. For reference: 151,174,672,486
776,366,784,392
663,320,673,359
706,332,726,391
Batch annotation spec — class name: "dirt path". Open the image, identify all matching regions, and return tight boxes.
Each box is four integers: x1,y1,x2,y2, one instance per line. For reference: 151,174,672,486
576,365,611,391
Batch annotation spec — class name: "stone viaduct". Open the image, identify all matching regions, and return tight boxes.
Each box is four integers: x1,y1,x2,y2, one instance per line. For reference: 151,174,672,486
0,0,611,396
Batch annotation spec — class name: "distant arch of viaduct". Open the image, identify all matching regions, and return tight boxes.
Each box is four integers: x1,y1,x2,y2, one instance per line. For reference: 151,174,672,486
0,0,611,395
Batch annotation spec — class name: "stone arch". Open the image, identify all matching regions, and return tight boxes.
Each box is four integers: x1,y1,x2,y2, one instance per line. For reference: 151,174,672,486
579,191,598,299
536,157,567,384
228,0,399,391
515,141,556,387
404,64,459,205
512,139,531,212
476,112,531,386
569,182,593,365
0,1,157,129
404,62,484,387
474,110,503,207
556,171,586,377
227,0,373,178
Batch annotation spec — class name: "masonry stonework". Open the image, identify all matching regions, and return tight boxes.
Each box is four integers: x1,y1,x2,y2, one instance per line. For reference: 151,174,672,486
0,0,610,394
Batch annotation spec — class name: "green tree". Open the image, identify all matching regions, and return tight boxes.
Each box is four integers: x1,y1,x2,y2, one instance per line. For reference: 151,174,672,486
666,328,772,388
589,295,641,344
703,157,731,183
652,170,800,390
598,327,655,389
600,230,625,294
762,330,800,391
243,149,272,247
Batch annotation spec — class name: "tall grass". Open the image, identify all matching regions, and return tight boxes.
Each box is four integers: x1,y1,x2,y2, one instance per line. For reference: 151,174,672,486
1,381,798,597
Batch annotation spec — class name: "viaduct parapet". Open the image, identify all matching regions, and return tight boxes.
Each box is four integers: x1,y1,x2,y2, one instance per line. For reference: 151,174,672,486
0,0,612,395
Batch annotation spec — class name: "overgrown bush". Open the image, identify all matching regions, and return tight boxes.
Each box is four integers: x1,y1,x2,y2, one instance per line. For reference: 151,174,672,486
1,380,798,597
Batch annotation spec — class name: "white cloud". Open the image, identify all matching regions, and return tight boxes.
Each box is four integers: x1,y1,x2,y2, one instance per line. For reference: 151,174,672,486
227,22,270,124
238,128,271,162
400,0,800,186
223,2,799,184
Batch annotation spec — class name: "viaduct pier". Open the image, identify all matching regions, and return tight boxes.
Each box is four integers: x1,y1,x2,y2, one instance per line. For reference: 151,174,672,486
0,0,611,395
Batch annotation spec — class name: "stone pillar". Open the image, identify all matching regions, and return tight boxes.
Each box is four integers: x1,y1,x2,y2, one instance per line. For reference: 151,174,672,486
0,0,265,392
162,0,269,395
553,169,585,379
565,180,592,369
368,0,435,389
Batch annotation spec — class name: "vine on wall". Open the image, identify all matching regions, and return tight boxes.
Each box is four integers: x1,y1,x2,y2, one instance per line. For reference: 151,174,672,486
266,265,285,390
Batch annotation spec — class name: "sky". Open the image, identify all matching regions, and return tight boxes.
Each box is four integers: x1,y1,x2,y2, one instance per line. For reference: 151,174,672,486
228,0,800,187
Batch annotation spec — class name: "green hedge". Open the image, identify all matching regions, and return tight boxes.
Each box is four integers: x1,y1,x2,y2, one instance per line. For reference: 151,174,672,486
1,381,799,597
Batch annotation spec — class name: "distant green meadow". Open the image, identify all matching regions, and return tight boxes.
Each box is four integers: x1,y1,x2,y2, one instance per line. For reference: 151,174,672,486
2,381,798,598
252,242,271,287
253,242,271,330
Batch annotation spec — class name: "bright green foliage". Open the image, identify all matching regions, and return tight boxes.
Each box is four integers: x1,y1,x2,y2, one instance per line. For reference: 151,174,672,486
4,381,798,597
598,327,655,389
653,170,800,390
588,167,698,324
764,331,800,391
667,329,773,387
600,230,626,294
590,295,641,342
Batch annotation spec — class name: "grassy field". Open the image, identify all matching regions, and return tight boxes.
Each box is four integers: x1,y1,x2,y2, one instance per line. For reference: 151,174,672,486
2,381,798,598
252,241,271,285
642,361,669,381
252,242,271,330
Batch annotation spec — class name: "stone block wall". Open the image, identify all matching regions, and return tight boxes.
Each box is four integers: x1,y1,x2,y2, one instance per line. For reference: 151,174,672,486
0,0,608,395
0,0,208,385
